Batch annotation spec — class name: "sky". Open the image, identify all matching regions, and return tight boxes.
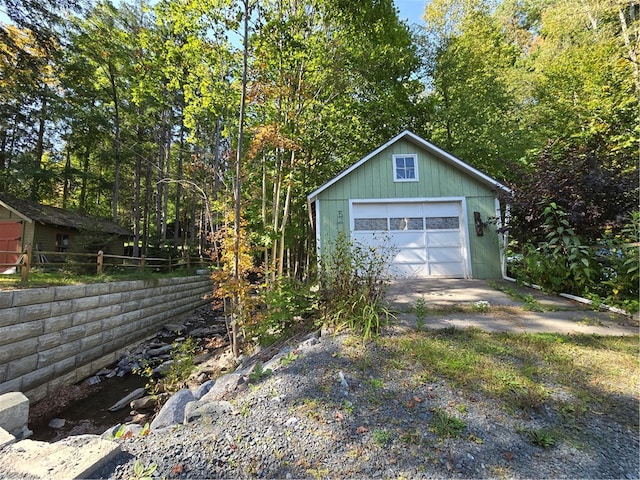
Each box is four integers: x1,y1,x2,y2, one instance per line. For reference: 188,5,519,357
0,2,428,29
394,0,427,27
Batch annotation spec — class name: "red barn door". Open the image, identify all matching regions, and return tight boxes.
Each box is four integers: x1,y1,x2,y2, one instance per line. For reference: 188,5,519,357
0,222,21,273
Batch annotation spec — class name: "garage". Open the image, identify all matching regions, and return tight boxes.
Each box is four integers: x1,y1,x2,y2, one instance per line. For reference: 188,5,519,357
307,130,510,280
350,200,469,278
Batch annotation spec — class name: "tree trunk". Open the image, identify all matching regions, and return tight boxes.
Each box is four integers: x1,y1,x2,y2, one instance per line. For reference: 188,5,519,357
174,110,185,249
277,151,295,277
617,4,640,98
79,144,90,211
108,64,121,223
133,123,143,259
31,93,47,200
232,0,250,359
62,146,71,208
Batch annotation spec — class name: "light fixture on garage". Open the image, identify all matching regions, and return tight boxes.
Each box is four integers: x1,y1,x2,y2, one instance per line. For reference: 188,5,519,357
474,212,484,236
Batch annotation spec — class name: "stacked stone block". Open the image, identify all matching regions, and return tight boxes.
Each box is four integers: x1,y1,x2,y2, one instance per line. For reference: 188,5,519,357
0,275,212,402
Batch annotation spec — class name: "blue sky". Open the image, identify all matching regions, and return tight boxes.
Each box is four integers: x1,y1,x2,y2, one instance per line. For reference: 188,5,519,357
394,0,426,27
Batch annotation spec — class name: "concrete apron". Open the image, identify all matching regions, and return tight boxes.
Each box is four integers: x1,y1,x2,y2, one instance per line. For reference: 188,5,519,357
385,278,639,336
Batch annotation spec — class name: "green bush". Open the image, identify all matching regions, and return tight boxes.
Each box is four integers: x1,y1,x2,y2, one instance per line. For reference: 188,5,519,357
510,205,639,313
590,211,639,313
318,232,393,340
248,278,316,346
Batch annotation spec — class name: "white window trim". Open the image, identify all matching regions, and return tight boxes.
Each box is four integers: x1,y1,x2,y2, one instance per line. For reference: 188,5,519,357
392,154,419,182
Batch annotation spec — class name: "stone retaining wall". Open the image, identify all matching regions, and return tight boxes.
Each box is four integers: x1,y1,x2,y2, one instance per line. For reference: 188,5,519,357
0,275,213,403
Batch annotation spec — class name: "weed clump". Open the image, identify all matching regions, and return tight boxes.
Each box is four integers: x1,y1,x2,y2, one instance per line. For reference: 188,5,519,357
318,232,393,340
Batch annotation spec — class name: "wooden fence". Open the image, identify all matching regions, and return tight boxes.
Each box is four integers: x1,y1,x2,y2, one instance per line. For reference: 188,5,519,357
0,245,214,282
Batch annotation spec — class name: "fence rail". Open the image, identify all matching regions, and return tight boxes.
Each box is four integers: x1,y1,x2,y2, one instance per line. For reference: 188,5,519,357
0,245,214,282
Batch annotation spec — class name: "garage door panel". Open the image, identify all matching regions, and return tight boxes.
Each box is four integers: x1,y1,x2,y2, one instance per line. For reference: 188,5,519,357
390,262,428,277
351,232,380,248
425,203,459,216
387,231,425,248
353,203,387,217
426,232,461,246
428,247,463,262
387,203,423,217
429,262,466,277
394,249,427,263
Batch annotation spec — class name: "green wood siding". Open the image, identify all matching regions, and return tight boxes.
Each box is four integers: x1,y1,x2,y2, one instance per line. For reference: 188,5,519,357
316,139,503,279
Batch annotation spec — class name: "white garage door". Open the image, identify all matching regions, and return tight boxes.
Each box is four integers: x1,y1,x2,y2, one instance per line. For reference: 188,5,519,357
351,201,469,278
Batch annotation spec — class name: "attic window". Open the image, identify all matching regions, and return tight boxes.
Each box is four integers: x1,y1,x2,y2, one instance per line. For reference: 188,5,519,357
393,154,418,182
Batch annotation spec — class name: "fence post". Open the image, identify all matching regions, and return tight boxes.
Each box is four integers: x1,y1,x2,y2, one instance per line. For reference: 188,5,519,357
168,256,172,271
21,244,32,282
140,255,145,269
97,250,104,275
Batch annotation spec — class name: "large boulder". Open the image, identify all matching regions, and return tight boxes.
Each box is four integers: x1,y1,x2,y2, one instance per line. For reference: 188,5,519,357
199,373,245,402
0,392,30,439
150,389,195,430
183,400,233,424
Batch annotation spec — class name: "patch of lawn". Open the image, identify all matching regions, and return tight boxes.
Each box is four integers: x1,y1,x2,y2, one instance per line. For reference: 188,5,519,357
378,329,639,428
0,268,200,290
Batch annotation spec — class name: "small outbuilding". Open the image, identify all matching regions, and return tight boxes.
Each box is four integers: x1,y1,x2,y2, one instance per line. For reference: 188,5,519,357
0,194,131,272
307,130,511,279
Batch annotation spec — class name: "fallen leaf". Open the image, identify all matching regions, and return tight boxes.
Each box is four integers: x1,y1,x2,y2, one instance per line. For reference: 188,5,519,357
406,400,415,409
503,451,513,461
413,396,423,403
356,426,368,434
172,464,184,474
335,411,344,421
122,431,133,440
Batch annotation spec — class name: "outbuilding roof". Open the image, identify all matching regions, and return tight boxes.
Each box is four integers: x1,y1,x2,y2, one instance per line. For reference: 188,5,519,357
0,193,132,236
307,130,511,203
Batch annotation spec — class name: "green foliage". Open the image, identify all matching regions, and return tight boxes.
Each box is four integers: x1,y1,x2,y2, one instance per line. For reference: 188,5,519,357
162,337,198,392
318,232,393,340
429,409,466,438
248,361,272,384
511,203,596,294
589,212,640,313
372,428,393,447
279,351,299,366
511,206,639,312
527,429,556,449
132,459,157,480
250,278,317,346
136,337,198,394
471,300,490,313
112,422,151,439
414,297,428,330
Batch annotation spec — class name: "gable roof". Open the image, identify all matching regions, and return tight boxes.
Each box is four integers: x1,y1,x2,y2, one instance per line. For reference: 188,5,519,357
307,130,511,203
0,193,132,236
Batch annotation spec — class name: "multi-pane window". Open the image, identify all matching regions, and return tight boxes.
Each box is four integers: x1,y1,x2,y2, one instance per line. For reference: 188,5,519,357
390,217,423,230
425,216,459,230
393,155,418,182
353,218,388,231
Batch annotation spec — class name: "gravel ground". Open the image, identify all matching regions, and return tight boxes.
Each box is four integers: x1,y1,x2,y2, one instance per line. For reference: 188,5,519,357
93,329,640,480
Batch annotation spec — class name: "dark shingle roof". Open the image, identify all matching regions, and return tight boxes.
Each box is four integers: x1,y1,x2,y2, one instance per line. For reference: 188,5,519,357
0,193,131,236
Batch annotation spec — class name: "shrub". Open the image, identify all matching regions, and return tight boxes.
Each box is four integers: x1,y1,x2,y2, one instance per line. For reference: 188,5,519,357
248,278,316,346
318,232,393,340
510,203,597,294
511,207,639,312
